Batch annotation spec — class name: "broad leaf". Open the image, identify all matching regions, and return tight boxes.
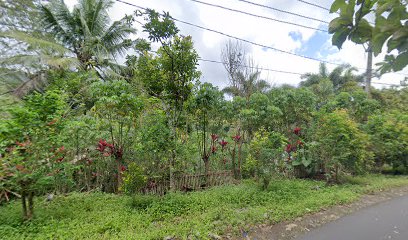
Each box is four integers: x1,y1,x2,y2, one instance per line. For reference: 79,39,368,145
393,51,408,72
330,0,347,13
329,16,353,33
332,28,351,49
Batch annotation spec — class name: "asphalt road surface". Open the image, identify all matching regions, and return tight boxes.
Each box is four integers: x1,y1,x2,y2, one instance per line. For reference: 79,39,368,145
296,194,408,240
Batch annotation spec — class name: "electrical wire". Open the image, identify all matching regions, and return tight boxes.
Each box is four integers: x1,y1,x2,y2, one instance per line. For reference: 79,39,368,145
115,0,346,66
296,0,331,12
188,0,328,32
232,0,330,24
1,0,405,86
145,49,402,86
115,0,408,78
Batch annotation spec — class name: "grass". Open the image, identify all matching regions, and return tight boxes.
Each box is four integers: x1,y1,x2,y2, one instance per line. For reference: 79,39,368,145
1,174,408,239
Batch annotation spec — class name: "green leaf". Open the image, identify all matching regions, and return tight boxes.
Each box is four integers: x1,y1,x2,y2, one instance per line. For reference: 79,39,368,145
387,38,401,52
376,1,394,16
393,51,408,72
329,17,353,33
372,29,392,56
345,0,356,19
332,27,351,49
391,28,408,41
330,0,347,13
292,159,302,166
302,158,312,167
350,19,373,44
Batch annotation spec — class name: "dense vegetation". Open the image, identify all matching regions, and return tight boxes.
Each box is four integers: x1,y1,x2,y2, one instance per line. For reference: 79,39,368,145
0,0,407,238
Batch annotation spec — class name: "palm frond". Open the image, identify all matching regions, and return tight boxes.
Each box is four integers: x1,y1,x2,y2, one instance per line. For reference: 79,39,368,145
222,86,240,97
40,2,75,48
0,68,29,89
102,23,135,54
0,31,69,54
255,80,271,93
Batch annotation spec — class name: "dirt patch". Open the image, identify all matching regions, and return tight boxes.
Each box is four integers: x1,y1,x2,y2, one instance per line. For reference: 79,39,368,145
236,186,408,240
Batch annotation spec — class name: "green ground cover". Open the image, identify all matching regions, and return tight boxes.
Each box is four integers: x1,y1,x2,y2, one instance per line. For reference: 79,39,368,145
1,175,408,240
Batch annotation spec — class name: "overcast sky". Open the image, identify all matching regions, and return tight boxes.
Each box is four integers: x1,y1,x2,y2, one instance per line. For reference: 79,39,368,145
66,0,408,89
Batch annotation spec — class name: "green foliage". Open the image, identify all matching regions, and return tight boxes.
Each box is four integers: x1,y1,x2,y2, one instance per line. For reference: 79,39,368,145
122,162,147,195
47,70,99,110
40,0,136,70
91,80,144,120
329,0,408,74
300,63,363,92
1,175,408,239
365,112,408,173
134,108,171,175
244,128,287,189
313,109,372,180
0,90,69,217
325,90,380,122
137,35,201,108
267,87,316,130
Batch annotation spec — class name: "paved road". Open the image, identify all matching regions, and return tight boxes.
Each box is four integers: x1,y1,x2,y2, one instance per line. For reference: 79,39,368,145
296,194,408,240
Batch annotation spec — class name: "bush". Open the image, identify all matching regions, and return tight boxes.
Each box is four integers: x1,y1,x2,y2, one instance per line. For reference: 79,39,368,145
365,112,408,173
122,163,147,195
244,128,287,189
313,109,372,181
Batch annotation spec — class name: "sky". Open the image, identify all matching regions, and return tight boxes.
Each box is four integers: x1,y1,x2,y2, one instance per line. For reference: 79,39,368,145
65,0,408,89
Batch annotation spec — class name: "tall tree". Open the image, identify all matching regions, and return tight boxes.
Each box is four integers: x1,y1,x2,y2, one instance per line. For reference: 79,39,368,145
136,9,201,189
328,0,407,74
1,0,136,96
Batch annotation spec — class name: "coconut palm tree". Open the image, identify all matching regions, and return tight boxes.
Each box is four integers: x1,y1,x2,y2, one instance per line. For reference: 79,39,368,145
39,0,135,71
0,0,136,96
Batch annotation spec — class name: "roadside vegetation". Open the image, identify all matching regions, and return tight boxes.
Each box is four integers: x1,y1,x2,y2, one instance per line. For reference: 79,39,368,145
1,175,408,239
0,0,407,239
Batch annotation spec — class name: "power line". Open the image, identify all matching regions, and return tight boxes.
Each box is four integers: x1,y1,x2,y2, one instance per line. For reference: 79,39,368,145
145,49,401,86
2,0,406,84
371,82,401,86
233,0,329,24
115,0,407,77
199,58,402,86
115,0,340,65
199,58,303,75
297,0,331,12
296,0,375,25
188,0,328,32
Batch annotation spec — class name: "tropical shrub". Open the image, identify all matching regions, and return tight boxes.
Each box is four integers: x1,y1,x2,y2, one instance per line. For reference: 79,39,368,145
0,90,68,219
365,112,408,173
313,109,372,181
244,128,286,189
122,162,147,194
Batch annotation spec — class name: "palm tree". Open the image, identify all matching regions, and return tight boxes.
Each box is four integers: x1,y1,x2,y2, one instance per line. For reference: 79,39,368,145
300,63,363,91
223,70,270,100
39,0,135,71
0,0,136,96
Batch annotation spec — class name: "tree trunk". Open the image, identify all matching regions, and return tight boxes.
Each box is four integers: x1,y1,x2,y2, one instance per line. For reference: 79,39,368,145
116,160,122,193
365,44,373,97
27,191,34,219
204,158,210,176
231,147,237,179
169,149,175,191
21,191,27,220
237,142,242,179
